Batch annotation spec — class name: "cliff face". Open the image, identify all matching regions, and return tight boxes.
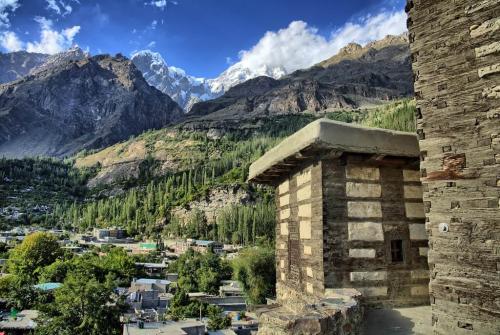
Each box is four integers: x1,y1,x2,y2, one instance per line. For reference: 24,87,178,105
0,54,184,158
186,35,412,127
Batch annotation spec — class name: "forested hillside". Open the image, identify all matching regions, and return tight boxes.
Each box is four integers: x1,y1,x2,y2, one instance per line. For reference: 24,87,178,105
0,99,416,245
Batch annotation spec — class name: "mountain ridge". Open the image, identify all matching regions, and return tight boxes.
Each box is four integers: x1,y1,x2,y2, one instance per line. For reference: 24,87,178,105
184,34,412,129
0,53,184,158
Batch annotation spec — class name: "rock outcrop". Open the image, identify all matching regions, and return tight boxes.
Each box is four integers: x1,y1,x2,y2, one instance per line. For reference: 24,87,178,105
172,185,254,224
0,53,184,158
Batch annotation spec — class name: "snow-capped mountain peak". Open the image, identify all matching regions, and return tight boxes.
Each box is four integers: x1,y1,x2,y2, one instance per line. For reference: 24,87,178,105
131,49,291,111
131,50,216,111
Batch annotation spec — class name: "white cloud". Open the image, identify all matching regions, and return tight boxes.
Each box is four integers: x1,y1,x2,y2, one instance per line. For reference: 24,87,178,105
45,0,73,16
146,40,156,48
150,20,157,29
231,10,407,76
0,0,19,28
148,0,166,9
146,0,177,10
0,16,81,54
0,31,23,51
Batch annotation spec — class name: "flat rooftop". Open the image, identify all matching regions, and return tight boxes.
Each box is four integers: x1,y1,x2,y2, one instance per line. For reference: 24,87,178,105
0,310,38,330
123,319,204,335
248,119,419,184
134,278,170,285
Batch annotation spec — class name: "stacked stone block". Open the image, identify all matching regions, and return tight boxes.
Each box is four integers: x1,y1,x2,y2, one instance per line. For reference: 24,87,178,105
322,154,428,307
274,153,428,308
275,161,325,307
407,0,500,334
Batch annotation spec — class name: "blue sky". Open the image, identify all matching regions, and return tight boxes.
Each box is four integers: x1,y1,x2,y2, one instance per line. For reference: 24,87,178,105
0,0,407,78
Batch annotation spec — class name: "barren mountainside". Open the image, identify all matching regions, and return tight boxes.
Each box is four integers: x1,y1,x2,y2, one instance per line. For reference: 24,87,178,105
0,53,184,158
186,35,412,128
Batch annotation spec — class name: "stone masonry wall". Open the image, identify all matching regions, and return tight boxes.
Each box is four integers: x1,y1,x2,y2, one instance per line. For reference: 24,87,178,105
275,159,324,306
407,0,500,334
322,154,429,307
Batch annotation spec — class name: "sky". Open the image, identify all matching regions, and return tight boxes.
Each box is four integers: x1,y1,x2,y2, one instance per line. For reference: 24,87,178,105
0,0,408,78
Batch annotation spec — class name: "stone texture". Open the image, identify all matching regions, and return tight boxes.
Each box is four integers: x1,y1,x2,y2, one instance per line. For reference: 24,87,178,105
299,220,312,239
346,182,382,198
279,194,290,207
346,166,380,181
349,248,376,258
411,270,430,279
405,202,425,218
348,222,384,241
409,223,427,240
404,185,423,199
347,201,382,218
256,286,363,335
280,209,290,220
349,271,387,282
297,185,312,201
418,247,428,256
403,169,421,181
407,0,500,333
304,245,312,255
357,287,388,297
278,180,289,195
280,222,288,236
296,170,311,187
410,286,429,297
298,204,312,218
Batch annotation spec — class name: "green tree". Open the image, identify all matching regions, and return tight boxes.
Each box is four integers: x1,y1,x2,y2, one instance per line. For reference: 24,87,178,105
8,232,63,283
232,246,275,304
35,273,122,335
207,305,231,330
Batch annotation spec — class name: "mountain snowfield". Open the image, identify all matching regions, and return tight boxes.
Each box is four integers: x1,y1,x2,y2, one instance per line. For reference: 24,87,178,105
131,49,290,111
131,50,216,111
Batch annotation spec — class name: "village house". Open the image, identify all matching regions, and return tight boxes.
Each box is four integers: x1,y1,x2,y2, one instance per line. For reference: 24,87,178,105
0,310,38,335
173,239,224,255
248,119,429,333
122,319,205,335
126,279,172,321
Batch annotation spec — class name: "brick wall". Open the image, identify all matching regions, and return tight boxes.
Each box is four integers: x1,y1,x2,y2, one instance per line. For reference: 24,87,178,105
407,0,500,333
322,154,429,307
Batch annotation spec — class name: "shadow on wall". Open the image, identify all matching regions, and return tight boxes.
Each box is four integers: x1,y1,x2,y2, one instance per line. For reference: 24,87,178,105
362,306,432,335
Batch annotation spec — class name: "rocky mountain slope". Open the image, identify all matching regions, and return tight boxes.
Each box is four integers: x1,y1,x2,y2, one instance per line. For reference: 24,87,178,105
131,50,217,111
186,35,412,128
29,46,89,75
0,51,48,83
0,53,184,158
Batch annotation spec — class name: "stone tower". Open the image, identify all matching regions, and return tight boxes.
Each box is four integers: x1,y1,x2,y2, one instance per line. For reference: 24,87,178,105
406,1,500,334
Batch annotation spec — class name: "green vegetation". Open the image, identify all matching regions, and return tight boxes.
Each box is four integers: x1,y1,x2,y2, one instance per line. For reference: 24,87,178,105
0,232,137,334
167,289,209,321
232,245,275,304
0,157,96,227
207,305,231,330
1,100,416,246
361,99,416,132
7,232,63,283
168,249,232,294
